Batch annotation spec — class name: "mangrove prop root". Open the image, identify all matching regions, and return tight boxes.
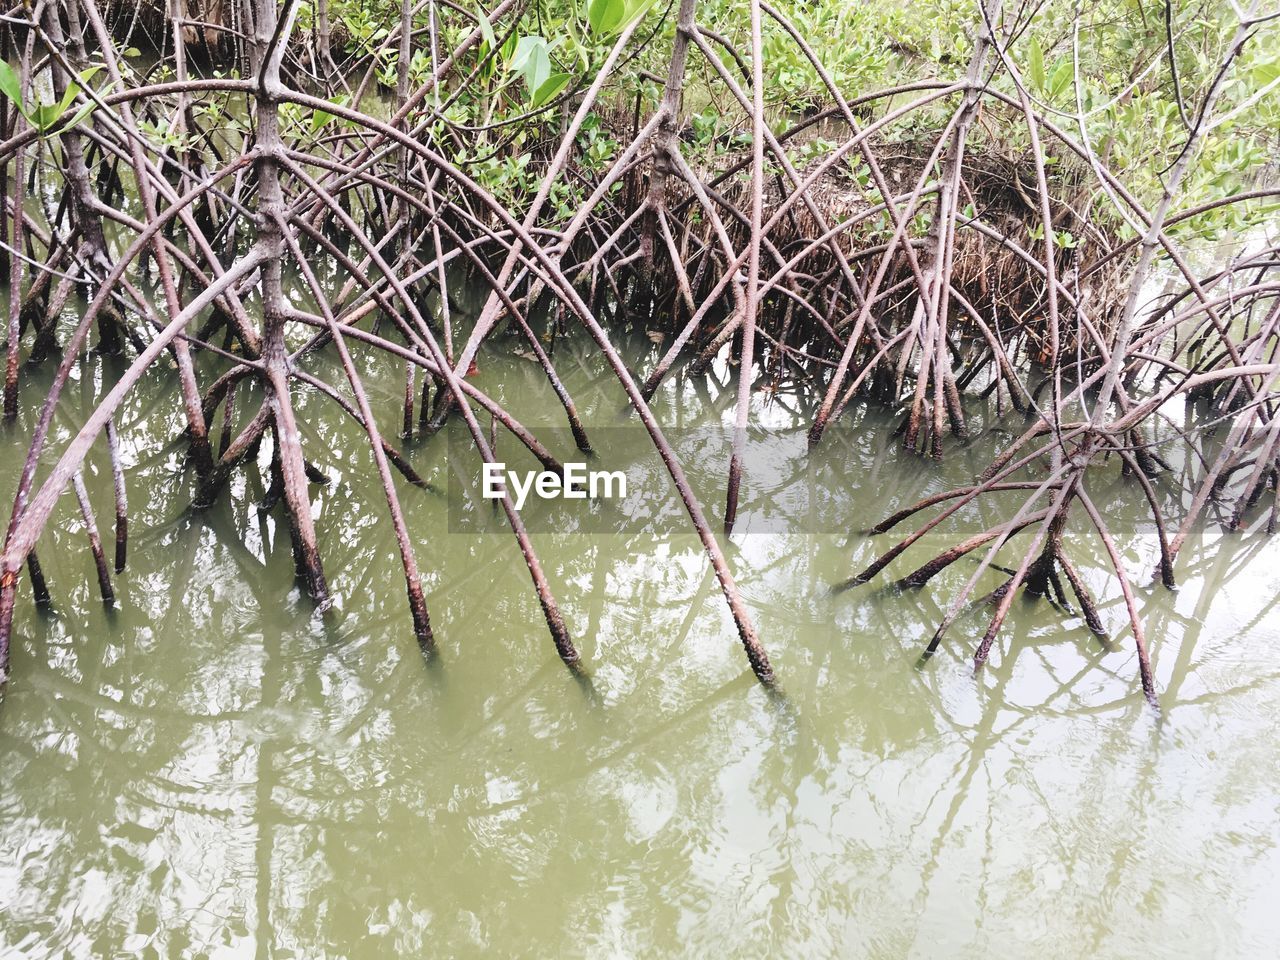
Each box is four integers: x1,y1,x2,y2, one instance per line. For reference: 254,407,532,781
0,0,1276,698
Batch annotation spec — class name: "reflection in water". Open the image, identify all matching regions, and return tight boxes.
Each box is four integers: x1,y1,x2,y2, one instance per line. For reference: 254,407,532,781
1,331,1279,957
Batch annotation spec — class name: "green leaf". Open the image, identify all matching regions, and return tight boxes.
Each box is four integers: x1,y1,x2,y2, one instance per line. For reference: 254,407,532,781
500,30,518,61
510,36,551,97
27,89,70,132
30,103,60,132
508,35,536,71
1252,60,1280,86
621,0,659,31
1048,59,1073,98
476,9,496,51
61,99,99,133
55,84,79,117
1027,35,1045,92
0,60,23,113
311,93,348,132
532,71,571,107
588,0,626,35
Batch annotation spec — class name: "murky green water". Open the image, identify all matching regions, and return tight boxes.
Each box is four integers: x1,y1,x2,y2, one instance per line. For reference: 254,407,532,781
2,324,1279,958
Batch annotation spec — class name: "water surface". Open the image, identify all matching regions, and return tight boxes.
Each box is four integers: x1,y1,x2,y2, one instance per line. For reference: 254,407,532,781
1,327,1278,958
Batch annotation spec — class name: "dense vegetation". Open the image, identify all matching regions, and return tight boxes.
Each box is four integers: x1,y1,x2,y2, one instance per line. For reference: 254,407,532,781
0,0,1277,705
